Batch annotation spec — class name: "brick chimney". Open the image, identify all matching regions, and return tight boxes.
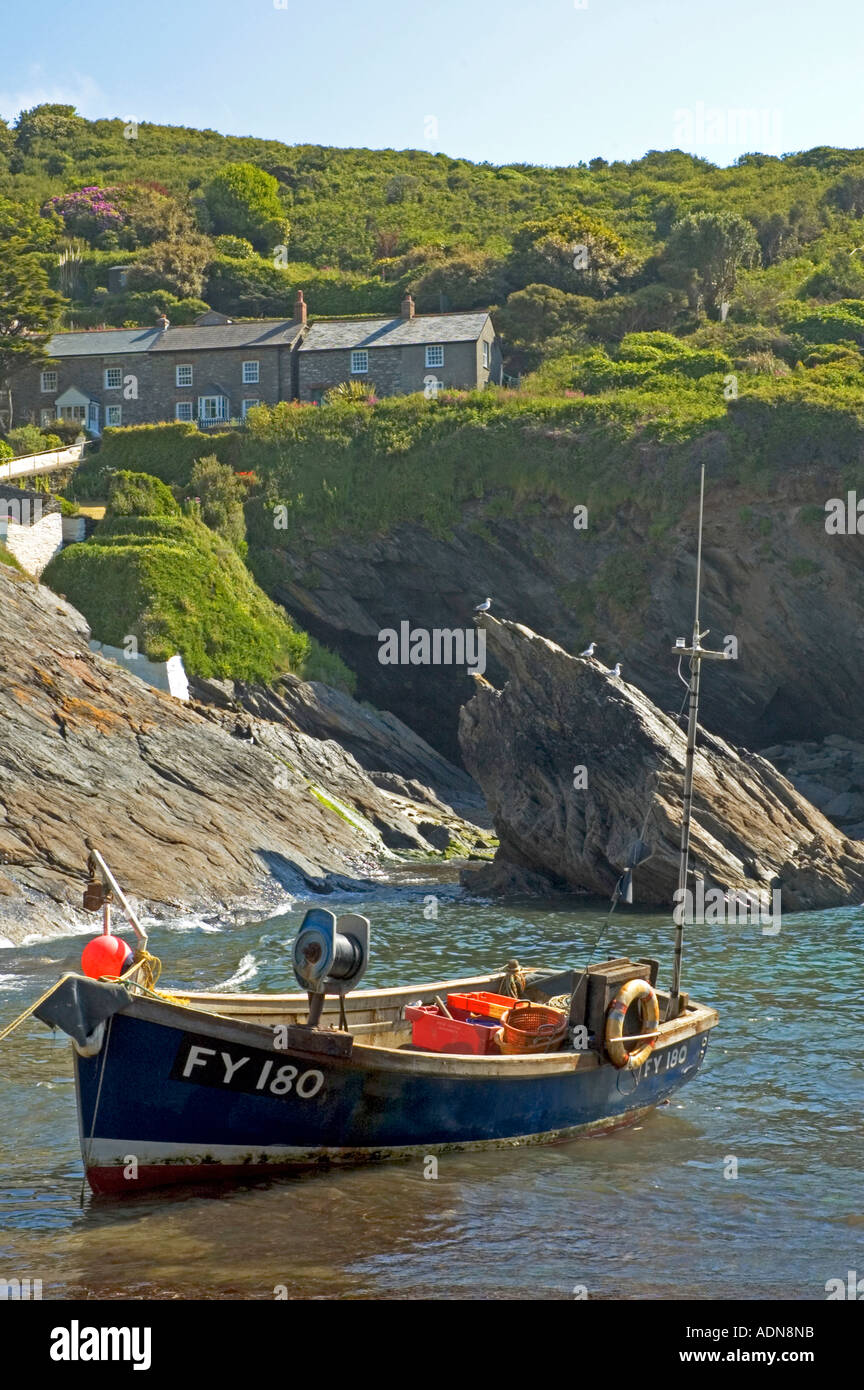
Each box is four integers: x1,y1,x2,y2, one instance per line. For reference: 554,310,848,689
293,289,307,325
400,293,415,320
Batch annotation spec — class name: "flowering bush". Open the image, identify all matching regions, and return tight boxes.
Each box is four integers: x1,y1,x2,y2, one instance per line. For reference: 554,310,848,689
44,186,126,242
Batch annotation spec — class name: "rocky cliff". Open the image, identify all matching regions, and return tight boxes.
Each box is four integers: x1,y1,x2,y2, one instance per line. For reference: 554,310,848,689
267,469,864,762
458,615,864,910
0,565,488,945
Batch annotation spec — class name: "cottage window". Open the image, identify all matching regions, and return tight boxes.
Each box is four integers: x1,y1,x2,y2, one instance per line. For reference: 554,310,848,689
198,395,228,422
105,405,123,426
242,361,260,384
176,365,193,387
425,345,444,368
350,350,369,374
40,409,55,428
104,367,123,389
59,406,86,422
40,371,58,393
175,402,193,421
482,340,490,368
241,399,261,419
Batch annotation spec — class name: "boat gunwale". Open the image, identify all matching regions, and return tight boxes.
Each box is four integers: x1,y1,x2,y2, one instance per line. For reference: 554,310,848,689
176,971,508,1012
117,988,719,1080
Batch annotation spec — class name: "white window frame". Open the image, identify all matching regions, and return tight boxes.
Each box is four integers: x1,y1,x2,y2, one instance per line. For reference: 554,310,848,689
241,399,261,419
176,364,193,387
175,402,193,421
40,370,57,393
350,350,369,374
40,408,55,427
242,360,260,384
104,366,123,390
105,405,123,426
198,395,228,422
425,344,444,368
482,340,490,368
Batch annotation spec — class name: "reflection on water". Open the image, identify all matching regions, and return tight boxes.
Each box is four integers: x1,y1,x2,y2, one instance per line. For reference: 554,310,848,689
1,880,863,1299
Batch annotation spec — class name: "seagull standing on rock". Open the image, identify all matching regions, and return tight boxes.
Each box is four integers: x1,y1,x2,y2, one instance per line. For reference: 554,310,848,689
611,662,622,678
474,597,492,613
580,641,596,658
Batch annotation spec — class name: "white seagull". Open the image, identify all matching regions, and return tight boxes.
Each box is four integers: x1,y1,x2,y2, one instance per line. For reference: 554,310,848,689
474,597,492,613
611,662,622,678
580,641,596,658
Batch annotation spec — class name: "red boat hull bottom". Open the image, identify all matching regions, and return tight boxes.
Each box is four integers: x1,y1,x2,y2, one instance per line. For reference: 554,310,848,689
84,1106,659,1195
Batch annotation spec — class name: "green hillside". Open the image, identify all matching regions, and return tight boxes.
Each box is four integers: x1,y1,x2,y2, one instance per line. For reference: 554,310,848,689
43,470,353,687
6,105,864,357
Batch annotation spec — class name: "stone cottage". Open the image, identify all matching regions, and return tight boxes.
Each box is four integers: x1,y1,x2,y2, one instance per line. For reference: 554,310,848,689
11,293,503,431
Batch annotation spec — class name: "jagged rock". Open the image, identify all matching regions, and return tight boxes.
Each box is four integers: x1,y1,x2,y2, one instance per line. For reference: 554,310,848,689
223,674,485,819
265,476,864,762
458,616,864,910
0,566,488,944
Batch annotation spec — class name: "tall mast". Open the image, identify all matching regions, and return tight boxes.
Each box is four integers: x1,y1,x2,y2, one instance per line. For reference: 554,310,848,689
668,462,727,1020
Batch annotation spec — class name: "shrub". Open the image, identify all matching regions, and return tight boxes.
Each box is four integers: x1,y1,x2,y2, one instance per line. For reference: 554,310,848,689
43,502,313,683
185,454,247,549
107,470,181,518
5,424,63,455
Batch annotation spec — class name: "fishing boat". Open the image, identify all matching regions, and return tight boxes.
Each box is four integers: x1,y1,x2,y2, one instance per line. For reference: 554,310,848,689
4,466,723,1195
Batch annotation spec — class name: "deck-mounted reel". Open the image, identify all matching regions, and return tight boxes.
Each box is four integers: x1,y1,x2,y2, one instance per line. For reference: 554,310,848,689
292,908,370,1028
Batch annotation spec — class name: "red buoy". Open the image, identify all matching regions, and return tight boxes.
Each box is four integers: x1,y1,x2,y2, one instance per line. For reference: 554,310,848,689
81,934,133,980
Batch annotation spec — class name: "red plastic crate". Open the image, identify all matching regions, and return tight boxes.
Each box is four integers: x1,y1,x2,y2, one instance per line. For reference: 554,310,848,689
405,1004,499,1055
446,990,515,1021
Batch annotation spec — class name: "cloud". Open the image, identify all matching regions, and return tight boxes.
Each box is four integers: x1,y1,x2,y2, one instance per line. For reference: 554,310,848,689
0,71,107,123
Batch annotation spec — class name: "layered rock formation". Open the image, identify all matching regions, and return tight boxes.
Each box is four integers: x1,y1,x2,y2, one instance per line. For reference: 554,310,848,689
267,474,864,761
458,616,864,910
0,566,488,945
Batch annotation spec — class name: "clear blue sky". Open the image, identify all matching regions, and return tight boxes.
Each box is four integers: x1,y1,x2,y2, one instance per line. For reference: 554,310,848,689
2,0,861,167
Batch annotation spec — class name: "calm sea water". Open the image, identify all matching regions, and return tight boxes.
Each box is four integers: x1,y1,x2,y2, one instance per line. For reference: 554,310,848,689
1,873,862,1301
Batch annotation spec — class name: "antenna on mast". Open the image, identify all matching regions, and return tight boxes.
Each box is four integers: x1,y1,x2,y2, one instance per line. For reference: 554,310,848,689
668,461,730,1021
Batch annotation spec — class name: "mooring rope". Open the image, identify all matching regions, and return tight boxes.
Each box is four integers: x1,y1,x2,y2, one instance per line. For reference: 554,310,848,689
0,978,66,1044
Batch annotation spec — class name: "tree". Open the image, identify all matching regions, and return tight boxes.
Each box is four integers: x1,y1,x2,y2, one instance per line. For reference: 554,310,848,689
14,103,86,156
203,163,288,253
409,252,508,311
186,455,247,550
0,239,65,428
127,234,213,298
116,184,198,248
507,211,636,297
495,284,589,346
661,212,759,319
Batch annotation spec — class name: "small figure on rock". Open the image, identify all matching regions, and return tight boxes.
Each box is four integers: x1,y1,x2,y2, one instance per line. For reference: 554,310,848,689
611,663,622,679
474,597,492,613
580,641,597,658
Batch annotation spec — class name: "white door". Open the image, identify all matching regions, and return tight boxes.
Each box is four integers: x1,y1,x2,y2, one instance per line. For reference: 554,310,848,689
86,401,100,436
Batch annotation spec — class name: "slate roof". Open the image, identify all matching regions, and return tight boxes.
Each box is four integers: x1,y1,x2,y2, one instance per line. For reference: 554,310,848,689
44,321,304,357
45,327,163,357
42,312,490,360
148,321,305,352
298,311,491,353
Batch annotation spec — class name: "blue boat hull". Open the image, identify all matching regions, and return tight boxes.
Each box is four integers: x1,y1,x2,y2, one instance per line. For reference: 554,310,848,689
74,995,717,1194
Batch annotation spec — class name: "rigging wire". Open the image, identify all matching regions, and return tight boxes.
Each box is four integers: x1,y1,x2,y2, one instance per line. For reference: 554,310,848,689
565,682,692,1028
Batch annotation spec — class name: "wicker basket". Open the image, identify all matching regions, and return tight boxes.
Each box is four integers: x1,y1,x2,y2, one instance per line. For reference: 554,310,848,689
497,1002,568,1054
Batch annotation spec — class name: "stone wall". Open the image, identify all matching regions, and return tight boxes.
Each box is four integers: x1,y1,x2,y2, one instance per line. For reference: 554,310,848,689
297,338,490,401
0,513,64,576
